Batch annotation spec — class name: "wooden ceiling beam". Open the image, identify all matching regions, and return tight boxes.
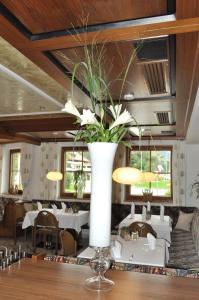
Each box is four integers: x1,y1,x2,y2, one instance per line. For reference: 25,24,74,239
14,16,199,51
175,0,199,137
14,134,41,146
0,116,78,132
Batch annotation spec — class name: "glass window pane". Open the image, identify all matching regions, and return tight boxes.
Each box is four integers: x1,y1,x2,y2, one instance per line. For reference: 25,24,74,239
63,149,91,194
10,150,22,191
151,174,171,196
130,149,172,198
151,151,171,173
131,151,150,172
64,172,75,193
131,182,150,195
65,151,82,172
82,151,91,172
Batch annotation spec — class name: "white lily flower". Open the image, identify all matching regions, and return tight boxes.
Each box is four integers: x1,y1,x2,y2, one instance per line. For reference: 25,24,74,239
129,127,144,137
109,104,122,119
80,109,99,126
109,109,133,130
62,100,81,118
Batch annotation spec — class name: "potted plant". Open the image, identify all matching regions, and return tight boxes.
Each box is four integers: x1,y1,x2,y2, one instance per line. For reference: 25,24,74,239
74,170,86,199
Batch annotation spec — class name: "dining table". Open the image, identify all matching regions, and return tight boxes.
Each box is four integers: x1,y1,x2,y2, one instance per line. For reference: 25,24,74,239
119,214,172,243
78,235,169,267
22,209,89,233
0,258,198,299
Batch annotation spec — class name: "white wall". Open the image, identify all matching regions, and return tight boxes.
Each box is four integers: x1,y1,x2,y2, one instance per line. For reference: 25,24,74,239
185,144,199,207
1,140,199,207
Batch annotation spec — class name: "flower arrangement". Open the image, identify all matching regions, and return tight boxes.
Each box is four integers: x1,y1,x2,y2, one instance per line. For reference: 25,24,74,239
61,39,141,144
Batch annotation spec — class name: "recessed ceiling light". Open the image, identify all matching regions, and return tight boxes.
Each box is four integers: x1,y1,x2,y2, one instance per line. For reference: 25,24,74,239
123,93,134,100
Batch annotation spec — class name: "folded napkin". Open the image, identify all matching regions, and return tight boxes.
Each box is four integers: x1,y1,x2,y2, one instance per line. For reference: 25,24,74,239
160,205,164,221
131,202,135,218
111,240,122,258
142,206,146,221
61,202,66,210
37,201,42,211
52,204,58,215
147,201,151,211
147,233,156,250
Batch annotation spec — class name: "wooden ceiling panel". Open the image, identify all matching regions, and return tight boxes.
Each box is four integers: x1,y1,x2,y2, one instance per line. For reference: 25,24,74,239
175,0,199,137
1,0,167,34
52,38,170,100
0,115,78,133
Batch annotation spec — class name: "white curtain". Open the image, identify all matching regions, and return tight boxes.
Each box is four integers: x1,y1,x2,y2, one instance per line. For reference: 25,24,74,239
172,141,186,206
20,143,35,200
38,143,59,201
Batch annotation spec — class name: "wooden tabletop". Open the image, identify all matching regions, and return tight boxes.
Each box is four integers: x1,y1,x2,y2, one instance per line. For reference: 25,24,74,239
0,259,199,299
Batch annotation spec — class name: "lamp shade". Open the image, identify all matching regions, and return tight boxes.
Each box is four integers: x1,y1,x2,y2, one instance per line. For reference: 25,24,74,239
46,171,63,181
141,172,157,182
112,167,142,184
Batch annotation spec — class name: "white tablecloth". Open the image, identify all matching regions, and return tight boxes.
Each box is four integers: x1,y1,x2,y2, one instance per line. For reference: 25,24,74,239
119,214,172,243
22,209,89,233
78,236,168,267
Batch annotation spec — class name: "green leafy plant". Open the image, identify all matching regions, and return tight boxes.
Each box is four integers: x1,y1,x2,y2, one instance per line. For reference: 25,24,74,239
74,170,86,199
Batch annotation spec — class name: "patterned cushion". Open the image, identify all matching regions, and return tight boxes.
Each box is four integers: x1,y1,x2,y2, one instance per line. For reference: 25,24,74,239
168,229,199,269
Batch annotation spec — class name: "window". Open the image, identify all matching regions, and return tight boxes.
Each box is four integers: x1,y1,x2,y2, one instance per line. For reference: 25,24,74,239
126,146,172,202
9,149,23,194
60,147,91,198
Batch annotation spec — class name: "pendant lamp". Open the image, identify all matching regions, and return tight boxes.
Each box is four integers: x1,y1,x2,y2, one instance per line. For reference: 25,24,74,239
112,167,142,185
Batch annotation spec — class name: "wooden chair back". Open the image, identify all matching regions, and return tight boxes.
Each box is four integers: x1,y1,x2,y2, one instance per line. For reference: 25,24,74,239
34,210,58,228
3,201,16,228
129,221,157,238
60,230,77,256
15,204,26,222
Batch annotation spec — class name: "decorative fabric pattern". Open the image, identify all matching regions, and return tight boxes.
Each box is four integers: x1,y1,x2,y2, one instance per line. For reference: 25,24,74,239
43,255,199,278
172,141,186,206
39,143,59,200
21,143,36,200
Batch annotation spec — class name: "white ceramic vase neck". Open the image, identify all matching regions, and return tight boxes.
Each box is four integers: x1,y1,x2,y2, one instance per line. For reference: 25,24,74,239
88,142,118,248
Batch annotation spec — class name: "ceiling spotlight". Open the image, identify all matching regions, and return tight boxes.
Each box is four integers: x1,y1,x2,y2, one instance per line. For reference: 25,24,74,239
123,93,134,100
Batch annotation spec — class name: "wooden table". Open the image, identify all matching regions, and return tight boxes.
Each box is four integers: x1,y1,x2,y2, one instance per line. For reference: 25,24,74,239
0,259,199,299
22,209,89,233
119,214,172,243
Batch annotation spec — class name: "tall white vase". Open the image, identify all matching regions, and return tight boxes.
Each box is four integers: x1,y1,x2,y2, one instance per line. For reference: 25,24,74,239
88,142,118,248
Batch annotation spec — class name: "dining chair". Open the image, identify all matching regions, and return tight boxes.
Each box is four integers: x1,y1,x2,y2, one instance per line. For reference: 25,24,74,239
128,221,157,238
59,229,77,256
32,210,59,254
14,203,26,244
0,200,15,238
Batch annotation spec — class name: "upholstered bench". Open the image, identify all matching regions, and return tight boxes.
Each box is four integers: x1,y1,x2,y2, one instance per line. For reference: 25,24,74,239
168,209,199,269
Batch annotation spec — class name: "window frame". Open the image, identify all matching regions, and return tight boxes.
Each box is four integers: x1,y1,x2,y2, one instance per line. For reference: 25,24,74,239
60,147,91,200
125,145,173,203
9,149,23,195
